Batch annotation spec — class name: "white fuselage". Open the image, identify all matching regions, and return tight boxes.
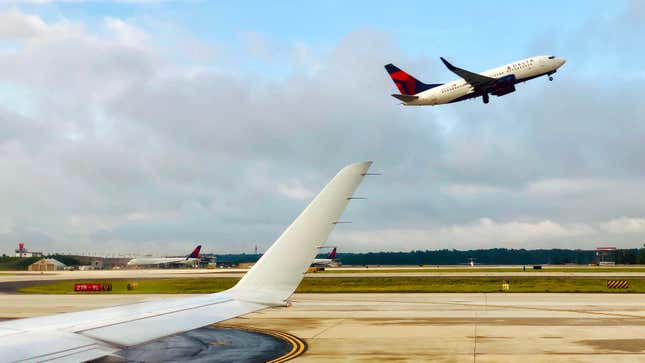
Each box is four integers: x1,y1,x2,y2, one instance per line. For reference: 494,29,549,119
127,257,198,267
408,55,566,106
311,258,338,267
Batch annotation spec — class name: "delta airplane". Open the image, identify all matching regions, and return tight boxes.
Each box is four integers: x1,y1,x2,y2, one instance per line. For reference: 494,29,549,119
385,55,566,105
0,161,372,362
312,247,338,267
127,245,202,267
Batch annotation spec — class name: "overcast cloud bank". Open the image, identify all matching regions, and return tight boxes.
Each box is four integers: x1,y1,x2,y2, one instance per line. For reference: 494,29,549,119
1,6,645,255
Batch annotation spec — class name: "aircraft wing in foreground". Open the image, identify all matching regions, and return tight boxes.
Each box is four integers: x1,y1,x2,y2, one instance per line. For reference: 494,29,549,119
0,161,372,362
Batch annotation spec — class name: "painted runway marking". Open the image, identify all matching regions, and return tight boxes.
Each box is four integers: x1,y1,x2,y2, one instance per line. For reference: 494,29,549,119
217,325,307,362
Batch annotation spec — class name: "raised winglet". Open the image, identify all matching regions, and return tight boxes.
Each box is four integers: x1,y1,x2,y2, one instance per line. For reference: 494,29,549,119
440,57,456,71
232,161,372,305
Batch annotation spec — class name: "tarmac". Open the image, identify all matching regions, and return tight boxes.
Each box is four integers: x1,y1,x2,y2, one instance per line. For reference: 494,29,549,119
2,293,644,362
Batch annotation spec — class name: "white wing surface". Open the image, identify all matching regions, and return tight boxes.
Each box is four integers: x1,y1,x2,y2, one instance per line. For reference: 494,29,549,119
0,161,372,362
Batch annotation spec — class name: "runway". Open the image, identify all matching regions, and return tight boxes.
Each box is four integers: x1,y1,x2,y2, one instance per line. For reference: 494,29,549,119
2,293,644,362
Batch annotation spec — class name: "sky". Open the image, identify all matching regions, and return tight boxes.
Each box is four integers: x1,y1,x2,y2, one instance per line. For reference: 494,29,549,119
1,0,645,256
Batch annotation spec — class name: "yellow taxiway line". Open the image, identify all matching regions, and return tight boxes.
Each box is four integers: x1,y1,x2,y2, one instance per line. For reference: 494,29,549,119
215,325,307,362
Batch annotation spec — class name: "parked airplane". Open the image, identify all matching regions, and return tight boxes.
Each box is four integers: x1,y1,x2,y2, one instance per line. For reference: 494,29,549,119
0,161,372,362
385,55,566,105
127,245,202,267
312,247,338,267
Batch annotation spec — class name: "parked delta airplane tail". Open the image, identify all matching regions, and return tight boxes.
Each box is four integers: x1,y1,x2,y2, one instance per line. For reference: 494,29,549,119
328,247,337,260
384,64,442,99
186,245,202,259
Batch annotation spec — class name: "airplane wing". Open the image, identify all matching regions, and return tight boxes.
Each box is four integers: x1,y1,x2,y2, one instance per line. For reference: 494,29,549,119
440,57,495,89
0,161,372,363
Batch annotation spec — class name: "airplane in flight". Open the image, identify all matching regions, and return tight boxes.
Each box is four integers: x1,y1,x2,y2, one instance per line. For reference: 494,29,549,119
312,247,338,267
0,161,372,362
385,55,566,105
127,245,202,267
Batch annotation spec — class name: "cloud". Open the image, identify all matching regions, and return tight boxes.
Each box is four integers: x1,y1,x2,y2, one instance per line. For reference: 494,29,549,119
0,10,47,39
105,17,146,47
1,7,645,256
277,180,316,201
338,218,596,251
599,218,645,235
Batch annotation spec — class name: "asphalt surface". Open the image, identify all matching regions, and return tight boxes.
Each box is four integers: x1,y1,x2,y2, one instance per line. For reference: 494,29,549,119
226,293,645,362
2,293,644,361
117,326,290,363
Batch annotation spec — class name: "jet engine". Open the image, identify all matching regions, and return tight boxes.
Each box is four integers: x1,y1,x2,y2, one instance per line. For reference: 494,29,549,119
491,74,517,96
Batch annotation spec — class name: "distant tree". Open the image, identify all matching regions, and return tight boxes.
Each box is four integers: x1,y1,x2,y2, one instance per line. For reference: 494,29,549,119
637,249,645,264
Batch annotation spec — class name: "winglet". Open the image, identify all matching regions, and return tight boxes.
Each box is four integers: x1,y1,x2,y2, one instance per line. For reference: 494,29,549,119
440,57,456,70
231,162,372,305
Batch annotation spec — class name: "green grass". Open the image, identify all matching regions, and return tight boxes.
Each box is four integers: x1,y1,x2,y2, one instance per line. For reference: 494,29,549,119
17,277,645,294
322,267,645,273
298,277,645,293
18,278,239,294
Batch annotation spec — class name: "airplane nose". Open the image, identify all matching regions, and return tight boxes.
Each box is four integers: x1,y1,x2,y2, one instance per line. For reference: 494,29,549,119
558,58,566,67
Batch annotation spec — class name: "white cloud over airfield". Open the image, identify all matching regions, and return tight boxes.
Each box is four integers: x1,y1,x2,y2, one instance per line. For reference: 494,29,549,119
1,9,645,255
339,218,645,252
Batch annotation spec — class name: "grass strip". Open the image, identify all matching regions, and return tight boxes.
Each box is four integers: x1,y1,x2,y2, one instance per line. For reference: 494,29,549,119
16,276,645,294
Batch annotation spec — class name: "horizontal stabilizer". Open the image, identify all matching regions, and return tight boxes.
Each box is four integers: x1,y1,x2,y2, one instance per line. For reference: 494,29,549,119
391,94,418,102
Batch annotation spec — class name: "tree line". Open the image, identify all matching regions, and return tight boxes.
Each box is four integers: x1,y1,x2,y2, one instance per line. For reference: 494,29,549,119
213,248,645,265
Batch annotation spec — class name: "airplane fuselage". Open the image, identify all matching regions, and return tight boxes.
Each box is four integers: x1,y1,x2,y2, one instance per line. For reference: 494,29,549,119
127,257,198,266
405,55,565,106
311,258,337,267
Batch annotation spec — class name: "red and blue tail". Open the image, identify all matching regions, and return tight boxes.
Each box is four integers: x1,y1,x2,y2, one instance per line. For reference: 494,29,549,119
187,245,201,259
328,247,337,260
385,64,442,95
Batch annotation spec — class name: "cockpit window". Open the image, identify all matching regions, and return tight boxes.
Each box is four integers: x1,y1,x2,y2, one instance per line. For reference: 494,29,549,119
548,56,555,59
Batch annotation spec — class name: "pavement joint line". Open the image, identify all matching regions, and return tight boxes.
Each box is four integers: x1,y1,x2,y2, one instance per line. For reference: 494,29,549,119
434,301,645,319
296,297,645,319
310,317,347,340
472,302,478,363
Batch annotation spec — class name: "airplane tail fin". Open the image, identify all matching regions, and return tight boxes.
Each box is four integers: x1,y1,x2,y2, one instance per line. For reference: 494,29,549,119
385,63,441,95
231,161,372,305
187,245,201,259
328,247,337,260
